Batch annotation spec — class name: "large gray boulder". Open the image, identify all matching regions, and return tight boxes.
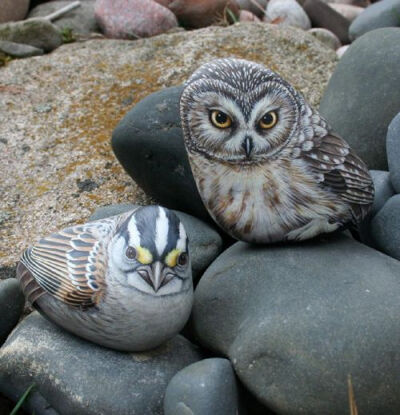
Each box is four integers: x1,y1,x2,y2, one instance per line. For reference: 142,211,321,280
319,28,400,170
0,312,202,415
191,233,400,414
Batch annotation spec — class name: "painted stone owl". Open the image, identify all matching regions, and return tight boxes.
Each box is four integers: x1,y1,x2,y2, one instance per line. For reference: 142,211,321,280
180,58,374,243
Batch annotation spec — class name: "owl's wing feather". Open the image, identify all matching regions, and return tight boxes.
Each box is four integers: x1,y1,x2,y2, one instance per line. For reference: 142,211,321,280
300,131,374,222
18,223,111,308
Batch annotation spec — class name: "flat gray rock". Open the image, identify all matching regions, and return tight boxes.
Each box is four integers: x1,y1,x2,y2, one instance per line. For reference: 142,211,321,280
191,233,400,414
0,312,202,415
0,279,24,345
349,0,400,40
368,194,400,261
320,28,400,170
387,112,400,193
0,18,62,52
164,358,239,415
0,40,43,57
90,204,223,283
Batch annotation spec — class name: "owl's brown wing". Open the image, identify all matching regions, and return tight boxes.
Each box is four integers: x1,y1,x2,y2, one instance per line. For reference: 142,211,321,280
300,132,374,223
18,223,110,309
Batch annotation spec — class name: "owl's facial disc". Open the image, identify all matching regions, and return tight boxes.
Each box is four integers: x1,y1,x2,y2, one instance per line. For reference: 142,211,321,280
182,81,298,164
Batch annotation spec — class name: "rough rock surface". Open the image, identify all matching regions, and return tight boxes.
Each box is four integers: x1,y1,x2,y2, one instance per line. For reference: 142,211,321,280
0,23,337,269
0,312,202,415
191,233,400,414
29,0,99,36
164,358,239,415
320,28,400,170
90,204,223,282
0,279,25,345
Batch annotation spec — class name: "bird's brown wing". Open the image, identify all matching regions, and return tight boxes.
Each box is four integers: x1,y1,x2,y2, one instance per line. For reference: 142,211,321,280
300,132,374,223
18,223,110,309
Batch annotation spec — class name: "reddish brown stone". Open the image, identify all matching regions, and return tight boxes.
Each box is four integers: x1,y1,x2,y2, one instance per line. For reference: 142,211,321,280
95,0,178,39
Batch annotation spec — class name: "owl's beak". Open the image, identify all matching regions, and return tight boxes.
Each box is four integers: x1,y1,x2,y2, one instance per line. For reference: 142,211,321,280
242,136,253,158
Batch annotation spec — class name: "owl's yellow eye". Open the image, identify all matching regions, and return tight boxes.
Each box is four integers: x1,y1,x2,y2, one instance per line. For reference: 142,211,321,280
210,110,232,129
259,111,278,129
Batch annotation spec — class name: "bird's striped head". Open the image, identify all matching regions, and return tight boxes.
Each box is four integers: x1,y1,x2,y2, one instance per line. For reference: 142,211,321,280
110,206,191,296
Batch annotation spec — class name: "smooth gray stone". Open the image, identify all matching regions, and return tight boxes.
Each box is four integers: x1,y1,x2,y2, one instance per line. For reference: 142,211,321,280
0,312,202,415
28,1,99,36
0,279,24,346
387,112,400,193
349,0,400,40
369,194,400,260
0,40,43,57
90,204,223,283
358,170,394,247
191,233,400,414
369,170,394,217
164,358,239,415
0,18,62,52
320,28,400,170
111,86,210,221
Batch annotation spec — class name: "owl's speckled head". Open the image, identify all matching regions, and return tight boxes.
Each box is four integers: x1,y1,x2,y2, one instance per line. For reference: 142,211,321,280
180,58,304,164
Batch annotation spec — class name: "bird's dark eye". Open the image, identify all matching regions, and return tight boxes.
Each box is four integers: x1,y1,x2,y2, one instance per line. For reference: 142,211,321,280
125,246,137,260
210,110,232,129
259,111,278,129
178,252,188,266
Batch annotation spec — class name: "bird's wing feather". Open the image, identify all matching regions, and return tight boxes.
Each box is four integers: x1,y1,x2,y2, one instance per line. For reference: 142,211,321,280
19,222,113,308
298,128,374,222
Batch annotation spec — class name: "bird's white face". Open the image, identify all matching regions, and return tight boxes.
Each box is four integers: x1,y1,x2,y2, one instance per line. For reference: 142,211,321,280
181,59,301,164
109,206,191,296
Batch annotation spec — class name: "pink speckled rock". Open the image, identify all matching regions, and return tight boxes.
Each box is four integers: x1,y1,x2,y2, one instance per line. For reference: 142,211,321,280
94,0,178,39
239,9,261,21
156,0,239,28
